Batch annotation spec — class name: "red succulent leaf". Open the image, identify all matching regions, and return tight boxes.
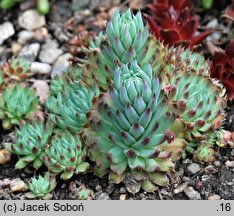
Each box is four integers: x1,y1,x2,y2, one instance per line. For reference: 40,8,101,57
146,0,210,48
190,31,212,46
210,40,234,101
225,40,234,58
180,18,198,39
223,4,234,22
160,29,180,44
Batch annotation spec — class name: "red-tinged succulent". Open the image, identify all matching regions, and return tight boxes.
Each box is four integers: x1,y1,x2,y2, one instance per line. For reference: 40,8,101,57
222,2,234,21
68,31,96,56
210,40,234,101
146,0,211,48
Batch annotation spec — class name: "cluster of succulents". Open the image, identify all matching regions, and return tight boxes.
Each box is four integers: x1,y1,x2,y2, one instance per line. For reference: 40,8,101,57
146,0,211,48
0,0,50,14
1,8,231,196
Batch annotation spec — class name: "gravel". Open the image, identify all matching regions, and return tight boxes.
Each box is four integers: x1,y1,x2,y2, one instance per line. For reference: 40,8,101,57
184,187,201,200
187,163,202,175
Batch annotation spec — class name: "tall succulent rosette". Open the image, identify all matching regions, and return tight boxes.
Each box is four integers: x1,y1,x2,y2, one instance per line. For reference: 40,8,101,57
82,61,177,192
81,10,164,89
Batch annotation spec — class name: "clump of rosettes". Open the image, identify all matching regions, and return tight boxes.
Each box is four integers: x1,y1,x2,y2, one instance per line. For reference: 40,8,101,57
0,84,39,129
25,173,56,200
82,60,179,192
44,133,89,180
7,119,53,169
146,0,211,48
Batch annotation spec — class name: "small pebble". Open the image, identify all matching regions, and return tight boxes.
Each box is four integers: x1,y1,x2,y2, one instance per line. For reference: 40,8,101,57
208,194,221,200
0,22,15,45
173,183,189,194
39,48,63,64
34,27,49,41
18,10,46,31
119,194,126,200
11,43,22,54
95,185,102,191
18,43,40,62
42,39,59,50
10,178,28,192
0,149,11,165
214,161,221,167
184,187,201,200
225,160,234,168
31,62,51,74
17,30,34,44
51,53,72,78
96,192,111,200
187,163,201,174
0,179,11,187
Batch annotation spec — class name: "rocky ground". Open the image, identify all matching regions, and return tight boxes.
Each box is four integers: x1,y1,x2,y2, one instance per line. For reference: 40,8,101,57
0,0,233,200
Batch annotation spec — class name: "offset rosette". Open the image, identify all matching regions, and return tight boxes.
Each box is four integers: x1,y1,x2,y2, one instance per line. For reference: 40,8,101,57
0,84,39,129
82,60,177,192
44,133,89,180
8,119,53,169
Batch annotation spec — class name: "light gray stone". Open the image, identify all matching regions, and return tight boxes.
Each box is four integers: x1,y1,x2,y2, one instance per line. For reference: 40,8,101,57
31,62,51,74
18,43,40,62
18,9,46,31
184,187,201,200
10,178,28,192
39,48,63,64
187,163,201,174
0,22,15,45
51,53,72,78
18,30,34,44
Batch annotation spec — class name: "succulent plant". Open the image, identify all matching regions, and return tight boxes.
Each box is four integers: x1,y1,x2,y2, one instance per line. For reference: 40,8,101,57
0,84,39,129
146,0,211,48
44,133,89,180
165,72,226,133
81,10,162,89
210,40,234,101
161,46,210,77
68,31,96,56
0,58,31,83
26,173,56,199
46,82,98,134
82,60,178,192
8,119,53,169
